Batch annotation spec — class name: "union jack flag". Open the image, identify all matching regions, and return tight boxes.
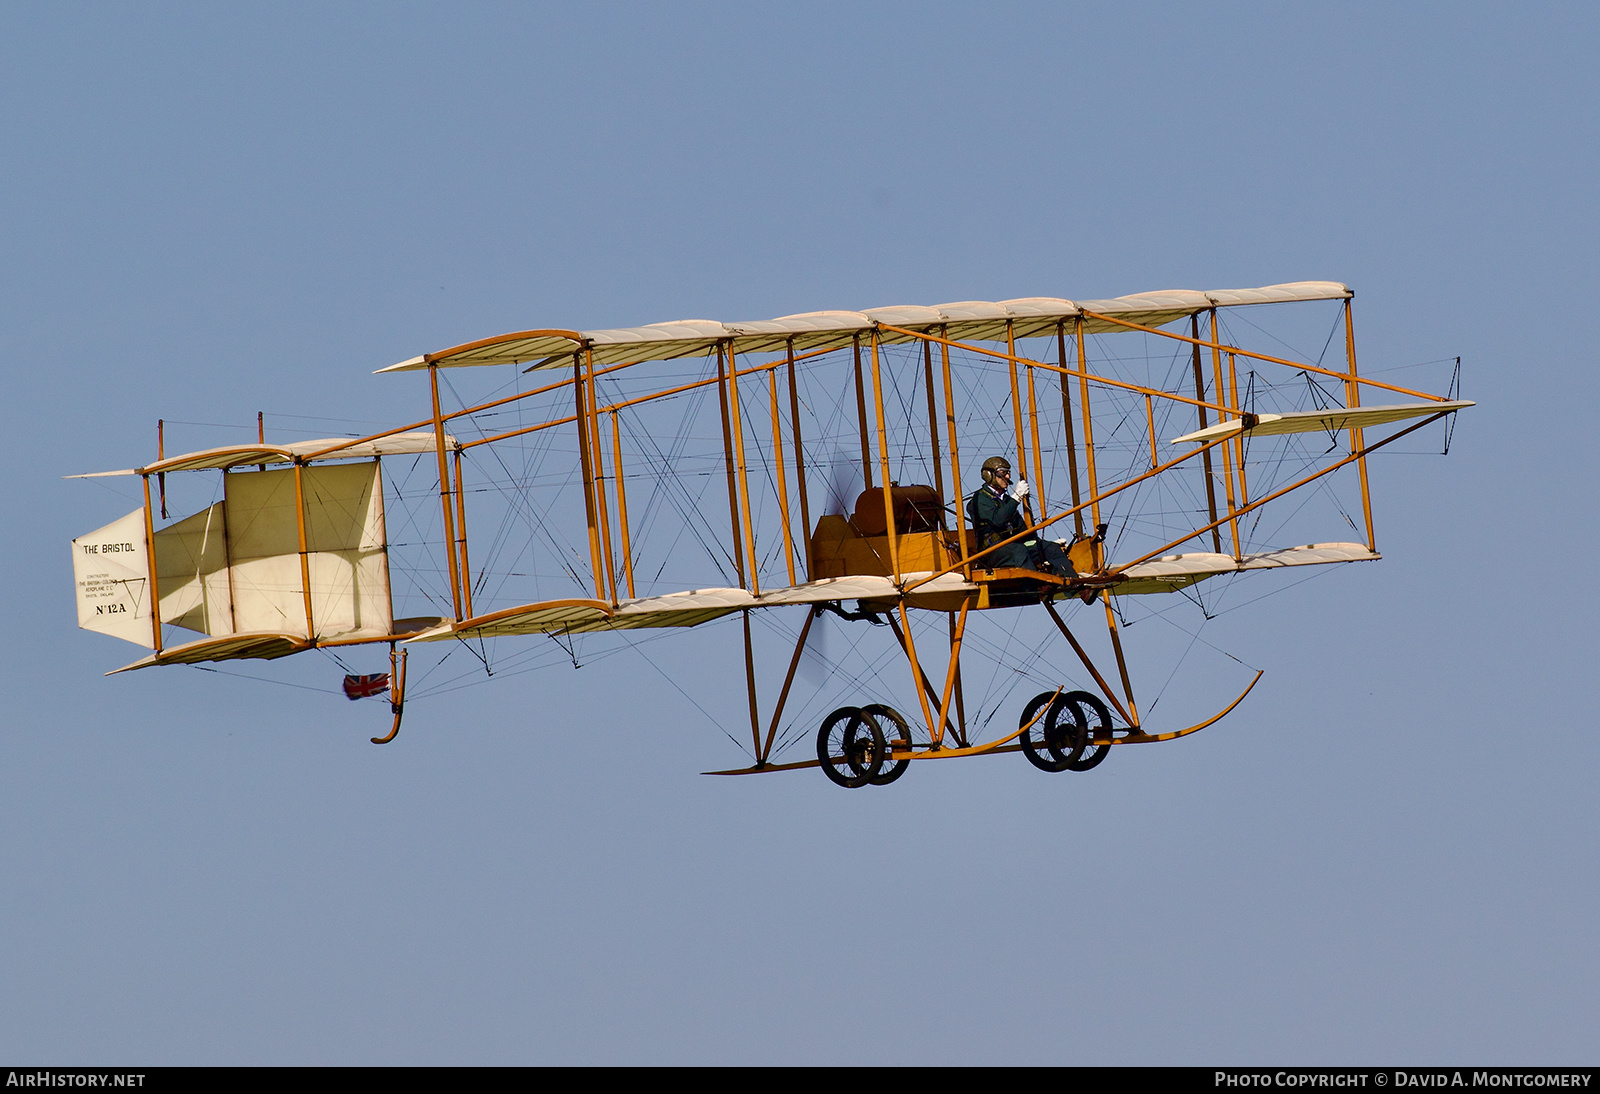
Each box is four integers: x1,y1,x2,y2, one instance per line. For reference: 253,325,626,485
342,673,390,700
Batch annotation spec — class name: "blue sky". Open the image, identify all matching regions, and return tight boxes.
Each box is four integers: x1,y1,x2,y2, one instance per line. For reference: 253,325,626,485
3,2,1596,1063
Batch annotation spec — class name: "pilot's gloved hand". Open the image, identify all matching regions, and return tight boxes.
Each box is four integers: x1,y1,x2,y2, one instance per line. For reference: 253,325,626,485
1010,479,1030,503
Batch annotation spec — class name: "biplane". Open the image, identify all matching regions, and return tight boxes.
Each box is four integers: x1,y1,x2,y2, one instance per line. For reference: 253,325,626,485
70,281,1469,785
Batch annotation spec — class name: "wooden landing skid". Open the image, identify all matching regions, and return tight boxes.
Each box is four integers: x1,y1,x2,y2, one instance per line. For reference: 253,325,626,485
704,670,1262,776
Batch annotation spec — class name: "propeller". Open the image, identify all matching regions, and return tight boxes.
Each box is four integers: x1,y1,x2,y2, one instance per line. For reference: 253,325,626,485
824,447,861,517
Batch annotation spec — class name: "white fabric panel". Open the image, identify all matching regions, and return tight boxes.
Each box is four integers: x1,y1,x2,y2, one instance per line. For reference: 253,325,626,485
723,313,870,356
725,312,875,357
380,282,1354,373
303,549,389,637
154,502,232,636
995,297,1081,340
1073,291,1208,335
861,305,952,344
73,432,454,478
915,300,1016,343
1232,543,1379,569
1170,401,1473,444
224,462,392,640
284,433,454,462
595,607,742,632
861,305,947,327
1205,282,1352,307
226,553,309,635
108,632,309,673
408,599,612,641
226,469,300,556
417,573,986,642
759,572,978,604
616,586,756,614
72,509,155,647
1113,542,1379,595
303,461,390,638
759,576,894,604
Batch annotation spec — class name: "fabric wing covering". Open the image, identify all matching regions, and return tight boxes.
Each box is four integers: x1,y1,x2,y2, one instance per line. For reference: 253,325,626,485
67,432,452,479
405,547,1380,643
1114,543,1379,595
406,574,983,641
378,282,1352,373
1169,401,1474,445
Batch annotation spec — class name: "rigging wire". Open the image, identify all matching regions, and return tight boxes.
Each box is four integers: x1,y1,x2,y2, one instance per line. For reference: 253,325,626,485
187,664,341,695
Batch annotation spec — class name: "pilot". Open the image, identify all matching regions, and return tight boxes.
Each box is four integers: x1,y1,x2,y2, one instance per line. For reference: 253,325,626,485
967,456,1077,578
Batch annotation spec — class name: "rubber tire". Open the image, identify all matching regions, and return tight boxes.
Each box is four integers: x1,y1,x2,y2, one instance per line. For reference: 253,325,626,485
1044,692,1089,768
1061,690,1112,772
1019,691,1071,773
861,703,911,785
817,707,885,788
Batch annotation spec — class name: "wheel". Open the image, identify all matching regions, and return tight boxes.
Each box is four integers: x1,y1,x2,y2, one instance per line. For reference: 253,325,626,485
1018,691,1071,773
1061,690,1112,771
861,703,911,785
844,711,887,783
818,707,869,787
817,707,886,788
1044,692,1089,768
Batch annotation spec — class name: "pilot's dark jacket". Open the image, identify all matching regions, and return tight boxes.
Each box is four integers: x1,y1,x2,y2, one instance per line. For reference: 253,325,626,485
967,485,1076,576
967,485,1034,570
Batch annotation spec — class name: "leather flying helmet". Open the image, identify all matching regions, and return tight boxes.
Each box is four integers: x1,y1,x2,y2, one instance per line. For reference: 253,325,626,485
980,456,1012,486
